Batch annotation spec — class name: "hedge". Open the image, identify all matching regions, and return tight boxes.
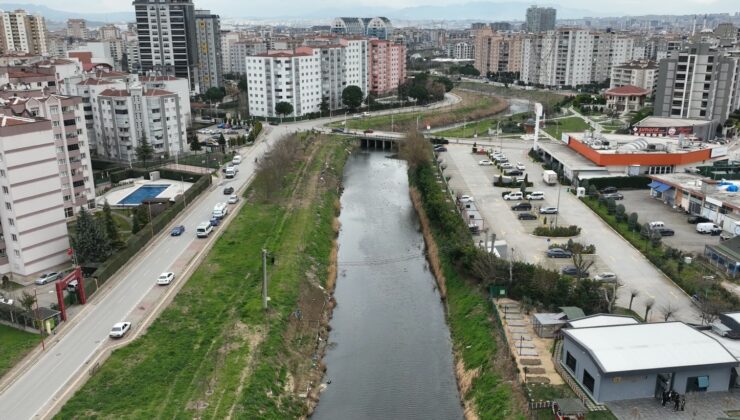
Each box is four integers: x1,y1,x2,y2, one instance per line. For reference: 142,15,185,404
533,225,581,237
582,175,652,190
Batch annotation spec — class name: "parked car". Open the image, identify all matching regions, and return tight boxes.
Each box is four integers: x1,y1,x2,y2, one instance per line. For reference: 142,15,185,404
546,248,572,258
35,272,60,285
434,146,448,152
210,217,221,227
654,227,675,237
561,266,590,277
363,129,374,134
527,191,545,200
504,192,523,200
479,159,494,166
511,202,532,211
228,194,239,204
430,137,449,145
516,162,526,171
232,155,242,165
539,207,559,214
602,192,624,200
223,186,234,195
600,187,618,194
170,225,185,236
157,272,175,286
688,215,710,224
593,272,618,282
696,223,722,235
331,128,345,133
518,212,538,220
504,169,523,176
269,121,279,126
500,162,514,169
110,322,131,338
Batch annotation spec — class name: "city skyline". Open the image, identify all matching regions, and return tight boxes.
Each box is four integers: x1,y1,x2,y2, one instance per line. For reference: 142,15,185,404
0,0,739,20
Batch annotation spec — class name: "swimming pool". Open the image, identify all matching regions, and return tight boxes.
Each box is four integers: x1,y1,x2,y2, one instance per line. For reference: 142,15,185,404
117,184,171,206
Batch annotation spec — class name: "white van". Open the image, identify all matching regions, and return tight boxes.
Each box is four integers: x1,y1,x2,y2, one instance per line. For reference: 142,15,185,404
212,202,228,219
648,221,665,230
225,167,236,179
196,222,213,238
232,155,242,165
697,222,721,234
504,192,523,201
527,191,545,200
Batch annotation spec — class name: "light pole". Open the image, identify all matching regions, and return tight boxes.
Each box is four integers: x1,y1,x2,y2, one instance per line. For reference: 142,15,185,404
416,114,420,131
555,184,562,228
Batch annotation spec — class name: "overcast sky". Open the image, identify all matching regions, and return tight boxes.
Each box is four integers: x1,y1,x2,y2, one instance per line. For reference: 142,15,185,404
2,0,739,17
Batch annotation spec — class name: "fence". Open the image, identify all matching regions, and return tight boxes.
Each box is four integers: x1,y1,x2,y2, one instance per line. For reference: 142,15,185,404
86,172,212,293
0,305,38,330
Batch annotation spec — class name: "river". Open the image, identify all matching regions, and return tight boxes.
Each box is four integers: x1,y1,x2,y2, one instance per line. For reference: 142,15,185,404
312,152,463,420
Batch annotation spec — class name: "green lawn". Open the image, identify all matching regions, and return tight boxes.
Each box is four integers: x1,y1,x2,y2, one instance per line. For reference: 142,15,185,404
58,136,350,418
457,82,567,113
435,112,529,138
0,324,39,380
544,117,592,138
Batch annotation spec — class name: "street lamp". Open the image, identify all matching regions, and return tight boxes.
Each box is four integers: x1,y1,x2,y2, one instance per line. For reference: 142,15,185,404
554,184,562,228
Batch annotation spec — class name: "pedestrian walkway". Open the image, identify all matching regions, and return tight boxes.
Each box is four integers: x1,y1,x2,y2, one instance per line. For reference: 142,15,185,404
608,391,740,420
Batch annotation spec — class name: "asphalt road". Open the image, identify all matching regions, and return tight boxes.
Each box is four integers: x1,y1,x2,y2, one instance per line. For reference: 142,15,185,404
441,138,702,324
0,94,463,419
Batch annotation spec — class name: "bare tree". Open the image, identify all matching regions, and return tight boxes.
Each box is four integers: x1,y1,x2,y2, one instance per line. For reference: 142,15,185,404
570,243,594,282
601,281,622,313
659,303,678,322
399,130,432,170
628,288,639,311
644,298,655,322
698,295,728,325
471,248,500,286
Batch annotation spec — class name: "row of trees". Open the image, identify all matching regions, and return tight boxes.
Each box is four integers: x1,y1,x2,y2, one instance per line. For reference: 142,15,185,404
397,73,448,105
73,203,122,265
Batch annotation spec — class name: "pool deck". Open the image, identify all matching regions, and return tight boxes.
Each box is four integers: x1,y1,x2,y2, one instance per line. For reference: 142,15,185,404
98,178,194,207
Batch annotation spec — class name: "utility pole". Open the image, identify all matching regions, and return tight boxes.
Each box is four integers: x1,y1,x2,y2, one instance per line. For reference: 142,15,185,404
34,288,45,351
262,249,268,310
555,185,562,228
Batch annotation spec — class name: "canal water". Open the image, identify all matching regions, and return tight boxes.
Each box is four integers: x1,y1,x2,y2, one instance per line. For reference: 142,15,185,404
312,152,462,420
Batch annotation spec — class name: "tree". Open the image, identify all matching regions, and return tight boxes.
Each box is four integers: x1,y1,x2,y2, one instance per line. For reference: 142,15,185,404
606,197,617,215
649,230,662,248
409,84,430,104
587,184,597,197
660,303,677,322
18,291,36,313
135,134,154,167
131,205,151,235
190,133,202,151
471,248,500,287
644,298,655,321
628,288,639,311
342,85,364,110
601,281,621,313
436,76,454,92
218,133,227,153
399,130,432,170
101,200,121,248
615,204,626,222
320,96,330,116
628,212,639,231
237,77,248,92
73,207,112,264
1,274,10,293
570,243,594,282
204,86,225,103
520,174,528,195
275,101,293,122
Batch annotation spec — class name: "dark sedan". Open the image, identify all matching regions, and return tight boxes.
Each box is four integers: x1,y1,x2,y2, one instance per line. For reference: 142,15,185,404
223,186,234,195
518,212,538,220
688,215,710,224
547,248,572,258
602,192,624,200
600,187,618,194
170,225,185,236
561,266,590,277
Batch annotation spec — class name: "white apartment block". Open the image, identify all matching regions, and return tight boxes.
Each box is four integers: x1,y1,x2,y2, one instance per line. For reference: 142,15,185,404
246,48,322,118
0,115,71,276
610,60,659,94
446,42,474,60
223,39,266,76
0,10,48,56
94,85,186,161
24,95,95,218
305,38,368,110
139,74,191,125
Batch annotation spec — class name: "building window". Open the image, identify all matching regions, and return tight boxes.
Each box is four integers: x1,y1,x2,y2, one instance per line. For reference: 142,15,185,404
2,186,7,194
582,370,595,393
4,203,10,211
686,376,709,392
565,351,577,372
11,234,17,242
64,207,74,218
14,250,19,257
8,218,13,226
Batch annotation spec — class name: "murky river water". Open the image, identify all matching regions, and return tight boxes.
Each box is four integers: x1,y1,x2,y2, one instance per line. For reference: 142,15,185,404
312,152,463,420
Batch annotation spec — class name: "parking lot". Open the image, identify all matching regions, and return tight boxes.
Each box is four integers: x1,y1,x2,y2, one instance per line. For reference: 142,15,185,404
441,138,701,323
620,190,721,255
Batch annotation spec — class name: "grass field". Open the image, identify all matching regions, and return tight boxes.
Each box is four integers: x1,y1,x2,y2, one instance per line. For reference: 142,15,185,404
458,82,567,113
435,112,529,138
58,135,351,418
0,325,38,380
544,117,592,138
331,90,508,132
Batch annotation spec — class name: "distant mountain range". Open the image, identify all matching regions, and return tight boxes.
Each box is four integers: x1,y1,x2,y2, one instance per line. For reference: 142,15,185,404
0,3,132,23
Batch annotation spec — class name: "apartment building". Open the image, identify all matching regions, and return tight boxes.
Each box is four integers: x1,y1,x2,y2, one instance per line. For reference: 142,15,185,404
99,24,121,41
94,85,186,161
654,43,740,125
0,10,48,55
522,29,594,87
133,0,198,91
66,19,88,40
368,39,407,96
223,39,266,76
122,30,140,73
610,60,659,95
304,37,368,109
331,17,393,40
525,6,556,33
25,95,95,217
246,48,323,118
446,42,474,60
194,9,223,93
0,115,71,276
473,28,524,75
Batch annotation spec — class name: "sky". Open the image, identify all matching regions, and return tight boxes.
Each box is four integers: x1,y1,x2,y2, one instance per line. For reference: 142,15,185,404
1,0,739,18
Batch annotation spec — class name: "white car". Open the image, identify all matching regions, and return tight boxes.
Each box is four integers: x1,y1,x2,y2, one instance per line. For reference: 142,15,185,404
527,192,545,200
232,155,242,165
504,192,523,201
500,162,514,169
479,159,494,166
458,195,474,203
228,194,239,204
516,162,526,171
109,321,132,338
539,206,559,214
157,272,175,286
594,272,618,283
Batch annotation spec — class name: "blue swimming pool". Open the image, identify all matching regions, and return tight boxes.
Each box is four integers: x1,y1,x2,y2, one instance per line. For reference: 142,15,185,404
117,184,171,205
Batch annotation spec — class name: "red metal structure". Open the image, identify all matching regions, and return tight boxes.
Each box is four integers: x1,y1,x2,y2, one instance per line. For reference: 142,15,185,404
55,267,85,321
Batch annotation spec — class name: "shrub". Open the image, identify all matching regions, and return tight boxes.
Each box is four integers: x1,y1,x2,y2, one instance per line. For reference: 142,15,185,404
533,225,581,237
607,198,617,215
586,175,652,190
597,195,607,208
548,241,595,254
628,212,639,231
615,204,626,222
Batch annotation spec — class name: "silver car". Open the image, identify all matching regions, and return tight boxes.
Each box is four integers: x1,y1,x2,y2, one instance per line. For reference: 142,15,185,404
35,272,60,285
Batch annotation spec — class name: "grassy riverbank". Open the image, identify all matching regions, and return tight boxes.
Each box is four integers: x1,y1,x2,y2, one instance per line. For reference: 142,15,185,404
407,149,526,419
0,325,38,380
331,90,507,132
57,134,351,418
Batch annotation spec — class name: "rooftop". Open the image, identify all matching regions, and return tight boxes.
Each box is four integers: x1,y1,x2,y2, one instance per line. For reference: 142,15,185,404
649,172,740,211
563,322,738,374
140,75,179,82
566,314,639,329
605,85,649,96
0,114,38,127
635,116,714,128
537,141,609,173
569,132,722,156
77,78,114,86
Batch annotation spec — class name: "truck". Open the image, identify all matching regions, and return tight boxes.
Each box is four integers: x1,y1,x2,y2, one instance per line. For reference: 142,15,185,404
542,170,558,185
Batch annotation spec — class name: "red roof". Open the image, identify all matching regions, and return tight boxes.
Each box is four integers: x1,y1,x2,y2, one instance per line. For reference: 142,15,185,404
98,89,129,97
606,85,649,96
77,78,114,86
144,89,174,96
